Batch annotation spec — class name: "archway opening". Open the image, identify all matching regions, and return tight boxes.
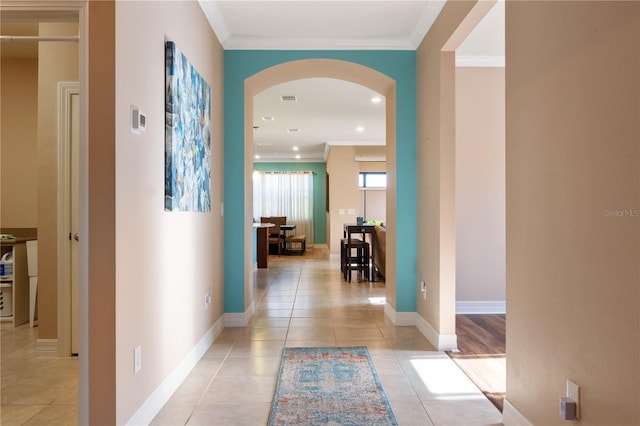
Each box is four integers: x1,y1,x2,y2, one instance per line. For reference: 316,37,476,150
243,59,398,317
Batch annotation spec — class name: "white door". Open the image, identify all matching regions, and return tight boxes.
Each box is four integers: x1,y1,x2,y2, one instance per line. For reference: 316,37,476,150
58,81,80,356
70,91,79,355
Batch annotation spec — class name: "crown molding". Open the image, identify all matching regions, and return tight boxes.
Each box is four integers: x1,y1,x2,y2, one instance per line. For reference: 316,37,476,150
456,55,505,67
410,0,447,48
222,36,416,51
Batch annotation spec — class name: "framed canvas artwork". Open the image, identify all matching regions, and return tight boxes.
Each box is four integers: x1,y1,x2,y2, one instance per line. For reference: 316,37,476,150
165,41,212,212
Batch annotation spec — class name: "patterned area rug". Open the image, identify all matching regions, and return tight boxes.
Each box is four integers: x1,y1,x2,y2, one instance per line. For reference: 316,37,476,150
268,347,398,426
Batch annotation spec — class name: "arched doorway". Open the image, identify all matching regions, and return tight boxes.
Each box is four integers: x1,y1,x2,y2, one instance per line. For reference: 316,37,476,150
223,54,418,326
244,59,397,314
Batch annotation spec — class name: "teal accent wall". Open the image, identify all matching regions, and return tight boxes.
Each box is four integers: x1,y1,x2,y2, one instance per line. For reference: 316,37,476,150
224,51,416,313
253,162,327,244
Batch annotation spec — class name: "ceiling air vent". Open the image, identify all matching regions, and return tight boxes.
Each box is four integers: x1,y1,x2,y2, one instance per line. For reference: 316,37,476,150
287,128,300,133
280,95,297,102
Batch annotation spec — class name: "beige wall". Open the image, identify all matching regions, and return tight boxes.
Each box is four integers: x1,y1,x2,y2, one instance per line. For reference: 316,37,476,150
416,0,483,346
1,58,38,228
455,66,505,303
505,2,639,424
110,1,224,423
38,22,79,339
327,146,361,253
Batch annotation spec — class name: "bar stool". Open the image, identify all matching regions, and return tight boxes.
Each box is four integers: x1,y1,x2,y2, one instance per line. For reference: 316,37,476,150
341,225,370,282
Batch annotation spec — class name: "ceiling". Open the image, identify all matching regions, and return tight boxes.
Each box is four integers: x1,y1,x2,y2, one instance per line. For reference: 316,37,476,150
1,2,504,163
200,0,504,163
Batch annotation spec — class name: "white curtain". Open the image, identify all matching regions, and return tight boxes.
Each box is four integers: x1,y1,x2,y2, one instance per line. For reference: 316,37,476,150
253,171,314,246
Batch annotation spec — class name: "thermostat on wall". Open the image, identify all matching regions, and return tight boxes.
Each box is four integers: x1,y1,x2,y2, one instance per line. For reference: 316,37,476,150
131,106,146,134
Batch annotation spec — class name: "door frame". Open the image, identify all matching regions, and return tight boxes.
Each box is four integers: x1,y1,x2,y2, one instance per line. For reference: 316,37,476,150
1,1,90,423
57,81,80,357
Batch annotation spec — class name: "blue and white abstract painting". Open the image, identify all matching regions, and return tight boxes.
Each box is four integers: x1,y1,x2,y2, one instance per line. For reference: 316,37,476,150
165,41,211,212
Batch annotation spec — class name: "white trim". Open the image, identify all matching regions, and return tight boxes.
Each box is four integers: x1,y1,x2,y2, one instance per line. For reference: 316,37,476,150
456,300,506,314
221,36,417,51
414,313,458,352
224,301,255,327
502,399,533,426
385,303,418,327
384,304,458,351
197,0,230,47
409,0,447,48
36,339,58,357
125,317,224,426
456,55,505,67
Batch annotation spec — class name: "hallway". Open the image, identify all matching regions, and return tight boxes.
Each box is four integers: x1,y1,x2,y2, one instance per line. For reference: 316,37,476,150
0,251,502,425
151,253,502,425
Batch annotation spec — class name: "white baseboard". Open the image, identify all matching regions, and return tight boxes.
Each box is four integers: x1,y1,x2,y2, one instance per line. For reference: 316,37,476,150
456,300,506,314
384,303,416,326
414,314,458,351
125,316,225,426
36,339,58,357
502,399,532,426
384,303,457,351
224,301,255,327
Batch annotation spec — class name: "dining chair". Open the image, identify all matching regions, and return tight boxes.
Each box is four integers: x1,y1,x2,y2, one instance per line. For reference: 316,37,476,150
261,216,287,256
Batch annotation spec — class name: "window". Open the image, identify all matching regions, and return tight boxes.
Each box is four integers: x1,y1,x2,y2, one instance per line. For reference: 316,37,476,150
359,172,386,222
359,172,387,188
253,171,314,244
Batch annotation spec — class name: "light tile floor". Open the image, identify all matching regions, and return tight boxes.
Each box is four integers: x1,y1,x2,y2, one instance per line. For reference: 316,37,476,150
0,322,78,426
152,254,503,426
0,252,502,426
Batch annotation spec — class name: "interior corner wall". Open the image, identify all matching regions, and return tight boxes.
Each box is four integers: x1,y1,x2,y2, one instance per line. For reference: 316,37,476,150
505,2,639,424
455,66,505,305
416,0,478,343
37,22,79,340
113,1,224,424
253,162,327,244
1,58,38,228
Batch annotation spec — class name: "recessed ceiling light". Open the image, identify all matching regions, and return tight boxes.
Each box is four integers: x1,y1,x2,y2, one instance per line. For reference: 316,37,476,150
262,116,275,121
356,126,364,132
254,155,260,159
292,146,299,151
371,96,382,104
295,155,301,159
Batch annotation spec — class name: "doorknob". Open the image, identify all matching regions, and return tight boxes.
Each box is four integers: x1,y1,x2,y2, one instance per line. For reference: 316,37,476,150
73,233,79,242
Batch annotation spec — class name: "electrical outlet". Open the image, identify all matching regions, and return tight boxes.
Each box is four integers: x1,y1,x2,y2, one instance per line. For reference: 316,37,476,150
204,288,212,309
134,345,142,374
566,380,580,419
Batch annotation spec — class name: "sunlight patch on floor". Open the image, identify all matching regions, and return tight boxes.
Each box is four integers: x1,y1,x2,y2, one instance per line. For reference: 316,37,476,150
409,356,488,401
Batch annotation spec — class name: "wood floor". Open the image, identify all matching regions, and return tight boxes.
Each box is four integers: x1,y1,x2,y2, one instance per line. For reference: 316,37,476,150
447,314,506,412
